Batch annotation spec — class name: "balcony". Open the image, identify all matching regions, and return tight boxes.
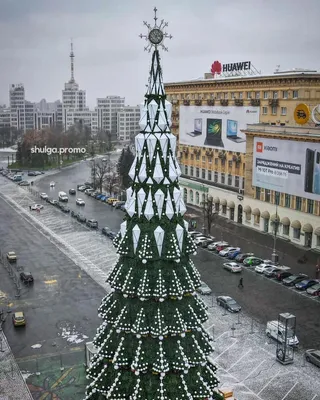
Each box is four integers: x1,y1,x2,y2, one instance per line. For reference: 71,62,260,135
183,100,190,106
234,99,243,106
207,99,215,106
180,174,242,194
220,99,229,106
250,99,260,106
268,99,279,107
195,100,202,106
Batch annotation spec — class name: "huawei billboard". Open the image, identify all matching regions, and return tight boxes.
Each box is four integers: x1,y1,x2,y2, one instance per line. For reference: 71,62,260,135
179,105,259,153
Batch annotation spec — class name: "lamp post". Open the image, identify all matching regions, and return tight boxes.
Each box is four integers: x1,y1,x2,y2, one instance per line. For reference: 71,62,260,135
272,193,280,264
201,184,207,235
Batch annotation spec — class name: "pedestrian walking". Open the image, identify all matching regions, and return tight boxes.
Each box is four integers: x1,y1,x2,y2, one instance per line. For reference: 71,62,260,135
37,207,40,214
316,265,320,279
29,205,31,210
238,277,243,288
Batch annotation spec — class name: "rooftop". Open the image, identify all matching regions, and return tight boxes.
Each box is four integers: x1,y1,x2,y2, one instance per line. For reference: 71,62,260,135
242,123,320,138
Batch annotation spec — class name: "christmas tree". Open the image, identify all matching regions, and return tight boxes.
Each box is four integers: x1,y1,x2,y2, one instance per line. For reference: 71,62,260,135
85,8,222,400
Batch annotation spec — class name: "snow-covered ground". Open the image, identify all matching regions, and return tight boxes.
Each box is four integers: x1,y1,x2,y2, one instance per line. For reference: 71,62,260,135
0,177,319,400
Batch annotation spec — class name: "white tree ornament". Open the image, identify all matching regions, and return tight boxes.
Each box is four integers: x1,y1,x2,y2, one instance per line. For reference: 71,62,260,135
138,154,148,183
175,224,184,251
164,100,172,120
168,156,178,182
154,189,165,216
159,135,168,158
120,221,127,238
132,225,141,253
128,157,137,180
137,188,146,217
146,135,157,160
126,196,136,217
175,161,182,177
135,134,145,156
165,192,174,220
173,187,181,205
179,198,187,216
144,189,154,220
163,178,170,185
167,133,176,155
153,154,164,183
148,100,158,126
184,220,189,231
139,103,148,131
154,226,165,256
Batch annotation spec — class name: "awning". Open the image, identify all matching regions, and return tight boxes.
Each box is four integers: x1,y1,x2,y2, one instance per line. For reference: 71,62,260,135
302,223,313,233
213,197,220,203
252,208,260,216
291,220,301,229
244,205,251,213
281,217,290,226
315,227,320,236
271,214,280,222
220,199,227,206
227,201,235,208
261,211,270,219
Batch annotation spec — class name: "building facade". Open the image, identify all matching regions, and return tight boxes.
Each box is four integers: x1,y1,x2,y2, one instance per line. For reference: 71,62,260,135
116,106,140,142
164,68,320,249
9,83,26,131
96,96,125,134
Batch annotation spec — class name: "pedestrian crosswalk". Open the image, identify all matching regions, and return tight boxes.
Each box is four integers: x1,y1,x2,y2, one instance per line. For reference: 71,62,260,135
0,178,118,292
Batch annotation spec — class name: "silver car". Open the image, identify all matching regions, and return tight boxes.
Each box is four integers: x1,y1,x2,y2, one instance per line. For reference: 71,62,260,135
223,262,242,273
196,282,212,295
305,349,320,367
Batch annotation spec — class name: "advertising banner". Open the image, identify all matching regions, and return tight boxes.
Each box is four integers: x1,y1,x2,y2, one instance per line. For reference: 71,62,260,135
179,105,259,153
252,137,320,201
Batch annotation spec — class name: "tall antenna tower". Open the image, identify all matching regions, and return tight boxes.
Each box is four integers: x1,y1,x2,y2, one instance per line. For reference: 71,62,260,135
70,39,75,82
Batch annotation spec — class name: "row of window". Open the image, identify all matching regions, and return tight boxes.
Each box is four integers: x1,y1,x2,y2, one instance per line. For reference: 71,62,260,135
262,106,287,116
169,90,299,101
184,165,243,188
255,188,315,214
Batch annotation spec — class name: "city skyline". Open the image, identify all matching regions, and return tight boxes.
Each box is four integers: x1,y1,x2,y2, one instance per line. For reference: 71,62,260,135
1,0,320,108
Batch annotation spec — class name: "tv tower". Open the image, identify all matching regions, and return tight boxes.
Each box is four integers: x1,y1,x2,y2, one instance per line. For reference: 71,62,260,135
70,39,75,83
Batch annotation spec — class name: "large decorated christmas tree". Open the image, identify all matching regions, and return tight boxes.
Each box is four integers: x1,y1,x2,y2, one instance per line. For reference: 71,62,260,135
85,9,222,400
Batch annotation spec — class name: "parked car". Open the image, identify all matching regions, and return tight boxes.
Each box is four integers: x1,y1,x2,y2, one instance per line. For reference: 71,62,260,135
95,194,104,199
216,296,241,312
69,189,76,195
275,271,293,281
31,204,43,210
107,197,118,205
102,227,111,236
20,272,34,283
28,171,36,176
12,311,26,327
282,274,309,286
114,201,125,209
200,238,215,248
90,191,99,197
216,244,230,253
223,262,242,273
263,266,290,278
235,253,254,263
188,231,203,239
196,282,212,295
86,219,98,228
255,263,275,274
100,195,107,202
194,236,209,246
243,257,271,267
106,231,117,239
49,199,58,206
71,210,79,218
40,193,48,200
19,181,30,186
78,185,87,192
7,251,17,262
219,247,240,257
60,205,70,213
85,188,94,195
207,241,229,251
306,283,320,296
295,279,319,290
227,249,242,259
77,214,86,223
120,204,126,212
305,349,320,368
266,320,299,346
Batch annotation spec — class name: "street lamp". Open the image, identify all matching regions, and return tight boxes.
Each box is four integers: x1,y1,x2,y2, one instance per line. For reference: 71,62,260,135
272,192,280,264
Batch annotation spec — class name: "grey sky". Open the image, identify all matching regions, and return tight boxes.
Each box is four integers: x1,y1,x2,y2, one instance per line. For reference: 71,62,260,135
0,0,319,108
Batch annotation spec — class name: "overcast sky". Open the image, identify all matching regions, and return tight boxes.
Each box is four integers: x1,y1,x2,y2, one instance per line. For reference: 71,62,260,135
0,0,319,108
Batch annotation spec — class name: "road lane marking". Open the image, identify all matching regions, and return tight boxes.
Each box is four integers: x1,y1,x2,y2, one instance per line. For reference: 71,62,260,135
213,340,237,360
280,381,299,400
227,348,252,371
257,369,280,395
242,359,266,382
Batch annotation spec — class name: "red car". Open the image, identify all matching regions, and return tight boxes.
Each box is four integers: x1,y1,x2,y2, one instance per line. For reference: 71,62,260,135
215,244,229,252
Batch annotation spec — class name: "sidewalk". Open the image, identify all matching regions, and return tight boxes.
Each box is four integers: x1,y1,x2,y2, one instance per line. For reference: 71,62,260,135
186,205,320,278
0,331,33,400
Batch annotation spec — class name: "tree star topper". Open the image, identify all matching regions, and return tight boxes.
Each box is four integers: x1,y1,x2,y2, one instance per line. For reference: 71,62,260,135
139,7,172,52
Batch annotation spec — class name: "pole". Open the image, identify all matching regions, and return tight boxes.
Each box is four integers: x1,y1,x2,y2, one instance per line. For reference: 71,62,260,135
272,200,279,264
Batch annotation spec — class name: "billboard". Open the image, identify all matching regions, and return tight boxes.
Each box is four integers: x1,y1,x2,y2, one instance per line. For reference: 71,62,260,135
252,137,320,201
179,105,259,153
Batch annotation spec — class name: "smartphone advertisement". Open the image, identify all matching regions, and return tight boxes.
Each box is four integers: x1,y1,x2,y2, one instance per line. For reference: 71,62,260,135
252,137,320,201
179,105,259,153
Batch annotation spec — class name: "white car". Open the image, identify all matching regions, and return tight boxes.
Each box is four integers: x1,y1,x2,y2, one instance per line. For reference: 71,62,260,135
255,263,275,273
40,193,48,200
223,262,242,273
208,241,229,251
31,204,43,210
76,198,85,206
194,236,209,245
85,188,94,195
219,247,240,257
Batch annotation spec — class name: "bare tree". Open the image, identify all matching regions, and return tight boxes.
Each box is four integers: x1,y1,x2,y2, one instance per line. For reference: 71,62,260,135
91,160,109,192
201,196,217,235
104,170,119,196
